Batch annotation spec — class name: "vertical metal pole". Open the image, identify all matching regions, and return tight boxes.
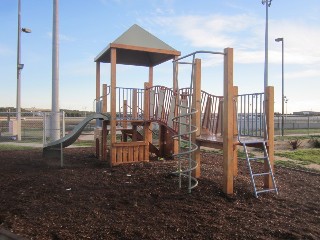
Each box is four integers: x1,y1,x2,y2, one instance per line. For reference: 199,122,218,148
281,40,284,136
62,110,65,137
16,0,22,141
43,112,46,146
264,1,269,91
60,142,63,167
51,0,60,141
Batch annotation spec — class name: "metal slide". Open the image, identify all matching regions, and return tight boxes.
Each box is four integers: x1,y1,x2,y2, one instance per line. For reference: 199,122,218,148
43,113,109,151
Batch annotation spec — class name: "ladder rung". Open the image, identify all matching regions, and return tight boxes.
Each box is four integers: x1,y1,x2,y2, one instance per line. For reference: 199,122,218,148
252,172,271,177
256,188,277,194
248,157,268,161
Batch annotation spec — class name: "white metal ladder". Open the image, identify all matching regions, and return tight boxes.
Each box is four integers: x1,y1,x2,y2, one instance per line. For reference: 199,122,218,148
235,94,278,198
242,140,278,198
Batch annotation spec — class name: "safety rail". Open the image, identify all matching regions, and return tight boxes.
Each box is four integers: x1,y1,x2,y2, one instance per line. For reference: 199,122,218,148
93,86,144,122
147,85,176,129
235,92,266,140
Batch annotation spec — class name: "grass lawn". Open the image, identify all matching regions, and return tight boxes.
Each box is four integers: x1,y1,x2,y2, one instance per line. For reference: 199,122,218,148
275,149,320,165
0,144,38,151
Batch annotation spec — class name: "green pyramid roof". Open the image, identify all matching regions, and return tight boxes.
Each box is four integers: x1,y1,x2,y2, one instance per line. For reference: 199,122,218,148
95,24,180,67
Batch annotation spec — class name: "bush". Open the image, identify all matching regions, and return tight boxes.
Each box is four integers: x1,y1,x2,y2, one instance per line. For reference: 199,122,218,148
309,137,320,148
288,139,302,150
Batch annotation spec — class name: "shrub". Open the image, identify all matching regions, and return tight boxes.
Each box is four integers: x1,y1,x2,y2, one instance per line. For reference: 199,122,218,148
288,139,302,150
309,137,320,148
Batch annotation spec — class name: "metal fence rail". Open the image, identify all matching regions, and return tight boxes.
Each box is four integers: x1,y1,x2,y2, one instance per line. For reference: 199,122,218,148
0,112,96,145
236,92,265,138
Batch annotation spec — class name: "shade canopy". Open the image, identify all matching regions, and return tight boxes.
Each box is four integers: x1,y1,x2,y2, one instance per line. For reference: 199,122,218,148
94,24,180,67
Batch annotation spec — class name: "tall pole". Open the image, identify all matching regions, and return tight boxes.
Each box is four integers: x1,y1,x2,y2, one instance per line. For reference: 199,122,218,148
51,0,60,141
262,0,272,91
16,0,22,141
281,39,284,136
16,0,31,141
275,37,284,136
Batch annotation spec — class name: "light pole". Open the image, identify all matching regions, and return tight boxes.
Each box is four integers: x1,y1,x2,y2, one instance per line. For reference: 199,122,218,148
51,0,60,141
275,37,284,136
262,0,272,91
17,0,31,141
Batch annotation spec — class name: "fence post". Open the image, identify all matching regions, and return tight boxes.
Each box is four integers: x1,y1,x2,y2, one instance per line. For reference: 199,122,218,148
62,110,65,137
308,115,310,135
43,112,46,146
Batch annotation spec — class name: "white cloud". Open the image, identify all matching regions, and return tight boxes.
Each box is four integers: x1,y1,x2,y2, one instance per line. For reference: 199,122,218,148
285,68,320,80
147,13,320,67
270,20,320,65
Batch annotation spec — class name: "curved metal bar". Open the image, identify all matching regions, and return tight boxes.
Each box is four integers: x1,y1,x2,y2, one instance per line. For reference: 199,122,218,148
173,50,225,62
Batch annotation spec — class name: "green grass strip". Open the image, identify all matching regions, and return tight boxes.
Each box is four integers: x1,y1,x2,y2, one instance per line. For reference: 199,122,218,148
275,149,320,165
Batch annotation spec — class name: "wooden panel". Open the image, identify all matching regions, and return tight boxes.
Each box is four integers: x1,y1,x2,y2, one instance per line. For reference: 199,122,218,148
167,95,176,129
134,146,139,161
222,47,234,195
157,89,165,120
215,101,223,135
149,89,155,119
138,145,144,161
113,141,147,147
202,96,212,130
123,147,128,162
129,146,134,162
116,147,122,163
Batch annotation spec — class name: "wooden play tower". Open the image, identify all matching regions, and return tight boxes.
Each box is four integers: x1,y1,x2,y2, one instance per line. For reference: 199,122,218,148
93,24,277,197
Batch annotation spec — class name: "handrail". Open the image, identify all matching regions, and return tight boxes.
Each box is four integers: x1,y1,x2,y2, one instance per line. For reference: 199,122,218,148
173,50,225,62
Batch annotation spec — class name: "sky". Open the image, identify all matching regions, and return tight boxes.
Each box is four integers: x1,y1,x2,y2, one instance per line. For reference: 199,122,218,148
0,0,319,113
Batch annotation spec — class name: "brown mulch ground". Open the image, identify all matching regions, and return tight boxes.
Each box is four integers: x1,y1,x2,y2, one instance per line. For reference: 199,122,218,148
0,148,319,240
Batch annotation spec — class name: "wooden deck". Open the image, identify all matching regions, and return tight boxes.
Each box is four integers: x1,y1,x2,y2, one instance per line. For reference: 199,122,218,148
197,133,267,149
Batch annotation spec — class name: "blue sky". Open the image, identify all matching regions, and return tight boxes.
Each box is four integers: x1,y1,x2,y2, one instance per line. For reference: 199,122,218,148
1,0,319,113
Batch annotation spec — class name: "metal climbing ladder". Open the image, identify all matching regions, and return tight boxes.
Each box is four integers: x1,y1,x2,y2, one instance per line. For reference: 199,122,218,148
236,93,278,197
242,140,278,198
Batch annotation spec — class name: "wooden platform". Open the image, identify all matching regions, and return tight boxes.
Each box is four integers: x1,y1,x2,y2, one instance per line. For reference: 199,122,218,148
197,133,267,149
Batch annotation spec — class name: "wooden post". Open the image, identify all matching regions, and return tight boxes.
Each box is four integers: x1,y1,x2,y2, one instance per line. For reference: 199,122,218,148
149,67,153,86
192,58,201,178
102,84,107,113
102,120,108,161
123,100,128,142
132,89,137,119
265,86,275,188
222,48,234,195
233,86,238,176
143,82,151,161
110,48,117,166
172,56,179,156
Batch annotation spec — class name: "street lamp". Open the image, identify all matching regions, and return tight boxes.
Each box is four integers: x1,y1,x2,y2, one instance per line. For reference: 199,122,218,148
275,37,284,136
17,0,31,141
262,0,272,90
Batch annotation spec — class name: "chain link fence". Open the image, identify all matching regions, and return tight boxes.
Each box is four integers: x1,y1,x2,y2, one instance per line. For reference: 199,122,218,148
1,112,319,146
274,115,320,135
0,112,96,145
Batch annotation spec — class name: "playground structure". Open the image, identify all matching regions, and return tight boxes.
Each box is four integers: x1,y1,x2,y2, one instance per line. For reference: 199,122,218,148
91,24,277,197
